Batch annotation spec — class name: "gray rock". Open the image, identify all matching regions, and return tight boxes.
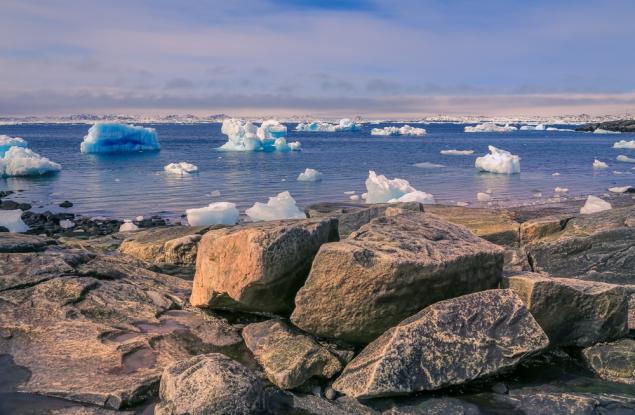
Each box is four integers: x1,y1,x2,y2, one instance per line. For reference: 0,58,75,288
582,338,635,385
332,290,549,398
0,233,53,253
492,392,599,415
503,272,628,347
155,353,265,415
242,319,342,389
380,397,481,415
291,212,504,343
576,119,635,133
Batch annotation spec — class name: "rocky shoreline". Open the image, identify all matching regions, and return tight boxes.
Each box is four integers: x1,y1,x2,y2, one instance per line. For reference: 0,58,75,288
1,194,635,414
576,119,635,133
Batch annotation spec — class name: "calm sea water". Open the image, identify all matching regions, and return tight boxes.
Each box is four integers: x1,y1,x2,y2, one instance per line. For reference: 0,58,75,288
1,123,634,219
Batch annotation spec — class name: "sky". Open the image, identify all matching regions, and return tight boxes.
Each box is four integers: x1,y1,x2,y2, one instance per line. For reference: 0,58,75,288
1,0,635,117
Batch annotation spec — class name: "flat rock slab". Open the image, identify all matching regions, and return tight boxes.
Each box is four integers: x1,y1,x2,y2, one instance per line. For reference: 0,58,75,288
0,233,54,253
242,319,342,389
332,290,549,399
191,217,338,314
503,273,628,347
582,339,635,385
291,212,504,343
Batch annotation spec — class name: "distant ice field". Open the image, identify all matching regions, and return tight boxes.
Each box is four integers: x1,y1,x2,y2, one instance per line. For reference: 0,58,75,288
0,122,633,219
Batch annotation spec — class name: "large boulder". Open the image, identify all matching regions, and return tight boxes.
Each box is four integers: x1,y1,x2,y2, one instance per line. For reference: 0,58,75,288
191,218,338,314
155,353,266,415
503,273,628,347
0,233,53,253
522,205,635,284
242,319,342,389
291,212,504,343
332,290,549,398
582,339,635,385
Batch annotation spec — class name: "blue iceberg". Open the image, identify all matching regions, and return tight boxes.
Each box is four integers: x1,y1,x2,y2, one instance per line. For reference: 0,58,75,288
80,123,160,154
219,119,300,152
0,135,28,156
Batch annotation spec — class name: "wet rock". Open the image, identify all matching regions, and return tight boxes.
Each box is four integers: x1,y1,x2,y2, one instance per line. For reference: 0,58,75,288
0,226,8,233
576,119,635,132
0,200,20,210
242,319,343,389
291,212,504,343
59,201,74,208
155,353,266,415
332,290,549,398
0,233,53,253
191,217,338,314
582,338,635,385
18,203,32,211
380,397,481,414
503,272,628,347
267,391,378,415
0,190,14,198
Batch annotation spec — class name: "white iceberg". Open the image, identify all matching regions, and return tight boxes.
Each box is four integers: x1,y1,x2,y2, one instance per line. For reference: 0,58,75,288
256,119,288,140
519,124,546,131
608,186,633,193
246,191,306,221
465,123,517,133
350,194,360,201
297,168,323,182
0,209,29,233
294,118,361,132
592,159,608,169
440,149,474,155
219,119,299,152
476,192,492,202
580,195,612,214
0,135,27,156
546,127,575,132
554,187,569,193
390,190,435,204
186,201,239,226
164,162,198,175
613,140,635,149
414,162,444,169
617,155,635,163
593,128,620,135
119,220,139,232
364,170,435,204
370,125,426,136
0,146,61,177
81,123,160,153
475,146,521,174
552,172,561,176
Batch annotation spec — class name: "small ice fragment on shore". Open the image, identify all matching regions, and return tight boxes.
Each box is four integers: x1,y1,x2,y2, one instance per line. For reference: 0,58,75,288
617,155,635,163
344,191,356,195
0,135,27,156
119,220,139,232
81,123,160,153
593,128,620,134
580,195,612,214
0,209,29,232
390,190,435,204
475,146,520,174
59,219,75,229
609,186,633,193
465,123,517,133
210,190,221,197
532,191,542,198
440,149,474,155
371,125,426,136
186,201,239,226
414,162,444,169
593,159,608,169
164,162,198,175
135,215,144,221
350,194,360,201
456,201,469,207
613,140,635,149
552,172,561,176
246,191,306,221
297,168,323,182
554,187,568,193
477,192,492,202
0,146,62,177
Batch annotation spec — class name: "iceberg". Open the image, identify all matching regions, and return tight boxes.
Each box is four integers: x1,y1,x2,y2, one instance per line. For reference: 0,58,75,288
580,195,612,214
440,149,474,155
219,119,300,152
0,146,61,177
81,123,160,153
554,187,568,193
256,119,288,140
186,202,239,226
414,162,444,169
476,192,492,202
465,123,517,133
390,190,435,204
119,220,139,232
294,118,361,132
370,125,426,136
0,135,27,156
546,127,575,132
609,186,633,193
475,146,521,174
245,191,306,221
617,155,635,163
0,209,29,233
592,159,608,169
613,140,635,149
519,124,546,131
593,128,620,135
297,168,323,182
350,194,360,201
364,170,435,204
164,162,198,175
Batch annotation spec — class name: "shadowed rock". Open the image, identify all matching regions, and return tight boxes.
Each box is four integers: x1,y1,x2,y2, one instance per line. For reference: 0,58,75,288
0,233,53,253
582,339,635,385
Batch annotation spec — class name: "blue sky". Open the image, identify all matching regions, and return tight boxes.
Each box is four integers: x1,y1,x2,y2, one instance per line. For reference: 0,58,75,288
1,0,635,116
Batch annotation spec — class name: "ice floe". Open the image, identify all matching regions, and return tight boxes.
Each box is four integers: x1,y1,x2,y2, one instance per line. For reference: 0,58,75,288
552,172,561,176
210,190,221,197
592,159,608,169
0,135,27,156
219,119,300,152
0,146,62,177
440,149,474,156
119,220,139,232
613,140,635,149
475,146,521,174
246,191,306,221
0,209,29,233
295,118,362,132
414,162,444,169
476,192,492,202
554,187,569,193
465,123,517,133
593,128,620,135
186,202,240,226
609,186,633,193
297,168,323,182
617,155,635,163
80,123,160,153
580,195,612,214
546,127,575,132
164,162,199,175
370,125,426,136
519,124,546,131
364,170,435,204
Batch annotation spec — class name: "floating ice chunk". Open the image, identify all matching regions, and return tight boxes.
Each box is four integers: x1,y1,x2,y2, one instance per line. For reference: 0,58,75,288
456,201,469,207
546,127,575,132
219,118,299,152
186,201,239,226
440,149,474,155
414,162,444,169
613,140,635,149
371,125,426,136
350,194,360,201
80,123,160,153
119,220,139,232
532,191,542,198
344,191,356,195
364,170,415,203
617,155,635,163
389,190,435,204
164,162,198,175
609,186,633,193
477,192,492,202
0,135,27,156
552,172,561,176
0,209,29,232
580,195,612,214
335,118,362,131
593,128,620,135
592,159,608,169
257,119,288,140
519,124,546,131
554,187,568,193
246,191,306,221
210,190,221,197
297,168,323,182
135,215,144,221
295,119,361,132
613,170,632,176
288,141,302,151
0,146,61,177
59,219,75,229
465,123,517,133
475,146,521,174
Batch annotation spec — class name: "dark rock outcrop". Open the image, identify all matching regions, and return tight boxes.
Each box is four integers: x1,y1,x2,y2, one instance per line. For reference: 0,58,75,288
576,119,635,133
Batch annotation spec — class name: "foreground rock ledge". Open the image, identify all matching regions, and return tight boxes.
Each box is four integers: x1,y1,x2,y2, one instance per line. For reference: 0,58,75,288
332,289,549,399
582,338,635,385
191,217,338,314
291,212,504,343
